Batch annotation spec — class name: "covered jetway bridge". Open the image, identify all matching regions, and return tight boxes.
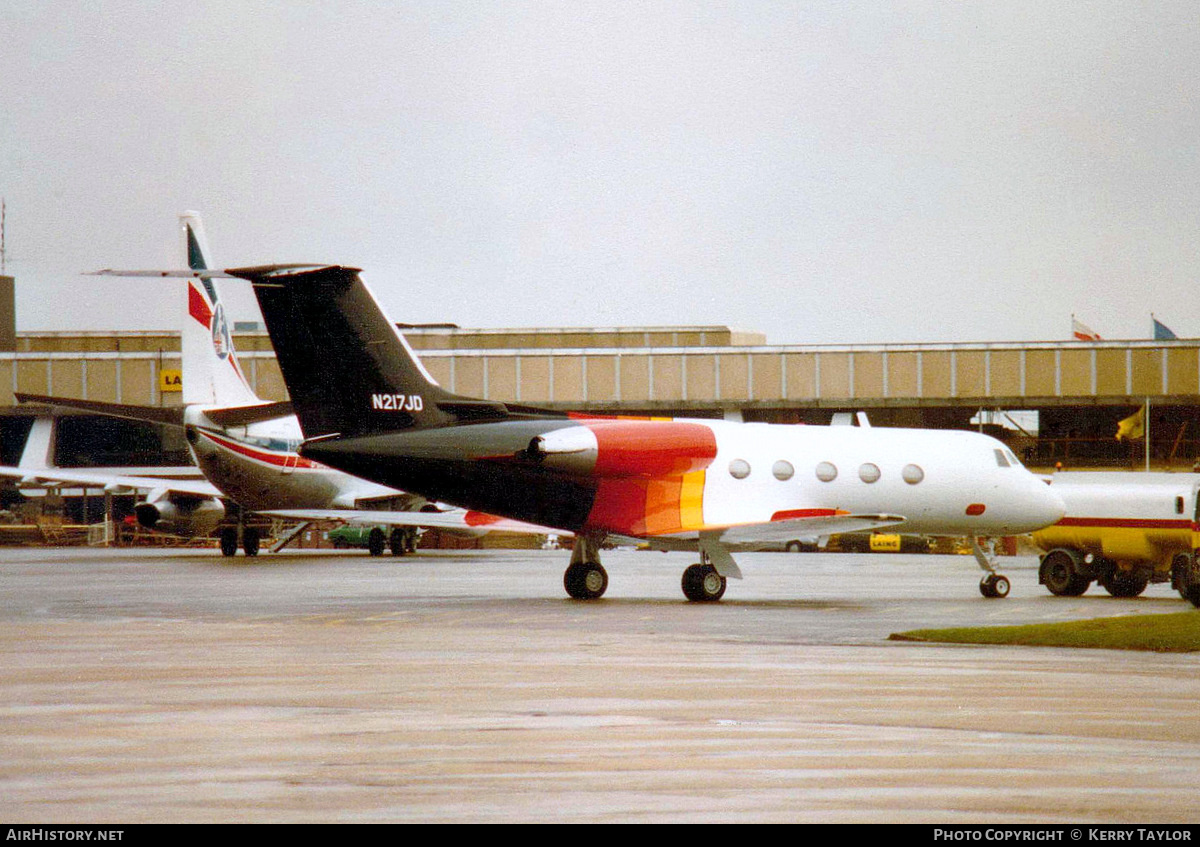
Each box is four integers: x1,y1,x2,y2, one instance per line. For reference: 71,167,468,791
1,323,1198,473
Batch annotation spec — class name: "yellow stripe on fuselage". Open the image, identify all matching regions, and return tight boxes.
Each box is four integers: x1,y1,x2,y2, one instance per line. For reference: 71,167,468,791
679,470,706,531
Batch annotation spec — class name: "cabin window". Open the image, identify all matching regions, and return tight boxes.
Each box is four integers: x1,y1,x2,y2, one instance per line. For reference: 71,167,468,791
858,463,881,484
994,449,1011,468
728,459,751,480
815,461,838,482
772,460,795,481
902,464,925,485
1176,496,1185,515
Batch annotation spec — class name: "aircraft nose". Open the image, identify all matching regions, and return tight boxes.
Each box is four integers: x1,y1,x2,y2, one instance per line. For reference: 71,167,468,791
1028,478,1066,530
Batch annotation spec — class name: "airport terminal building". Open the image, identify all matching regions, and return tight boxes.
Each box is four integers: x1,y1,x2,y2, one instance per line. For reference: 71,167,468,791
0,269,1197,478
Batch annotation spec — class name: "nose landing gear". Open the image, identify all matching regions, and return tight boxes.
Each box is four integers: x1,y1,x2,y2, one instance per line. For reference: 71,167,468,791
972,538,1010,598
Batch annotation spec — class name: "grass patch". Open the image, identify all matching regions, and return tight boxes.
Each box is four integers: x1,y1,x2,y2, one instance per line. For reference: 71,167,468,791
890,611,1200,652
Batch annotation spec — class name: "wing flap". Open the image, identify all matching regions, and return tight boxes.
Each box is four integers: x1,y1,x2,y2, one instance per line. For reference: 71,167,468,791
258,507,565,536
641,512,906,550
717,512,906,547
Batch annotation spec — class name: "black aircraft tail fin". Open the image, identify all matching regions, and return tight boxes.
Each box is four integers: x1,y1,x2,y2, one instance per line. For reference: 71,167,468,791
232,264,466,439
233,264,563,439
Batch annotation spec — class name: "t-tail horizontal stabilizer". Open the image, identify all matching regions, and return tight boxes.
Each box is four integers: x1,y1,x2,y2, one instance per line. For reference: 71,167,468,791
232,264,565,440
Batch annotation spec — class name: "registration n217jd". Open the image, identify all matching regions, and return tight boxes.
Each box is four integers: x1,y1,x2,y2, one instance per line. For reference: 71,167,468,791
371,394,424,412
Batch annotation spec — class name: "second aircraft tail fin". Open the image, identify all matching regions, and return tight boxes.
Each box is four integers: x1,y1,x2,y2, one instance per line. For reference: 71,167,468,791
179,212,261,409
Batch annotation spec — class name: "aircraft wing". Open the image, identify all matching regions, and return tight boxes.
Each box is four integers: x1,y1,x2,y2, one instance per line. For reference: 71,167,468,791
261,507,903,546
259,507,565,536
643,511,908,552
16,393,296,430
715,512,907,547
15,393,186,427
0,465,223,498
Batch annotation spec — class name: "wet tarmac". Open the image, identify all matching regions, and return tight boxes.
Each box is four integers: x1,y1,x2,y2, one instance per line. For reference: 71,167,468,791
1,546,1197,823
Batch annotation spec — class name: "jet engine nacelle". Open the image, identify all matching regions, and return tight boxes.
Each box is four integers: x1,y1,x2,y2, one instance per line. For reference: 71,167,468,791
527,421,718,478
135,488,225,538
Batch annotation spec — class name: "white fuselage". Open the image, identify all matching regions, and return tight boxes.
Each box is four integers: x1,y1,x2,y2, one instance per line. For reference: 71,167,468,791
668,420,1061,538
183,407,402,512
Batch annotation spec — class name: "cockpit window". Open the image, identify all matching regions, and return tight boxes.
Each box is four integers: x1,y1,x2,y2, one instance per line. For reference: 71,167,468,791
994,449,1011,468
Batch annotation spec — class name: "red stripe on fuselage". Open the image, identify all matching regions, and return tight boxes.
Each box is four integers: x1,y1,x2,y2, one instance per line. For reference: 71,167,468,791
198,429,322,470
1054,517,1193,530
585,477,651,535
770,508,845,522
584,420,717,478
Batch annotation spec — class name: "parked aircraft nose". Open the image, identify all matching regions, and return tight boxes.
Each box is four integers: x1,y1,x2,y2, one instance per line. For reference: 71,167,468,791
1018,475,1066,532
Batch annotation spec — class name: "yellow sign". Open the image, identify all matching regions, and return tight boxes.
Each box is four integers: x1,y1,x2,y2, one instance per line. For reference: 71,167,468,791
159,369,183,392
869,534,902,553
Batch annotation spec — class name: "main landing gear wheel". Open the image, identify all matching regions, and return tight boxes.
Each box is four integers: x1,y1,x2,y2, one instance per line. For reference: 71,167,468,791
682,563,726,603
368,527,386,557
219,527,238,557
979,573,1010,598
242,527,260,557
389,527,413,557
219,525,260,557
564,561,608,600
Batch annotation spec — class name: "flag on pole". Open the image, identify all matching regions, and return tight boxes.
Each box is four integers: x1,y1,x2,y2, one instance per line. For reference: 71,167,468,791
1072,315,1101,341
1116,405,1145,441
1152,315,1178,340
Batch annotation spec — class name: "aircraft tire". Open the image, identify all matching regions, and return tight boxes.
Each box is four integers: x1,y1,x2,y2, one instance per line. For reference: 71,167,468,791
682,563,726,603
219,528,238,557
564,561,608,600
243,527,260,557
979,573,1010,599
389,528,407,557
368,527,386,557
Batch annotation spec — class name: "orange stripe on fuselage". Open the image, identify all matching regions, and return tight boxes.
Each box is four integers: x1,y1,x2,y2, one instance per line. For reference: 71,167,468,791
585,469,707,537
643,475,682,535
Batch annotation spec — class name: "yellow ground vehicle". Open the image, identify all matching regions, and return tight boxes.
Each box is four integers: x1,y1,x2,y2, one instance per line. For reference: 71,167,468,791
1034,472,1200,604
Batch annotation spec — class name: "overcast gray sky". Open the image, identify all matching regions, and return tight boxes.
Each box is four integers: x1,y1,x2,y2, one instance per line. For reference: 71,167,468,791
2,1,1197,345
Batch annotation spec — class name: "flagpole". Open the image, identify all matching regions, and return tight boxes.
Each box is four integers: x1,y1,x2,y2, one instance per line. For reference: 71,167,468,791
1145,396,1151,472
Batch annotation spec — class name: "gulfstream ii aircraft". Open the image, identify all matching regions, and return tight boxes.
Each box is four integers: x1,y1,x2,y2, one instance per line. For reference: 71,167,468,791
177,261,1062,602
